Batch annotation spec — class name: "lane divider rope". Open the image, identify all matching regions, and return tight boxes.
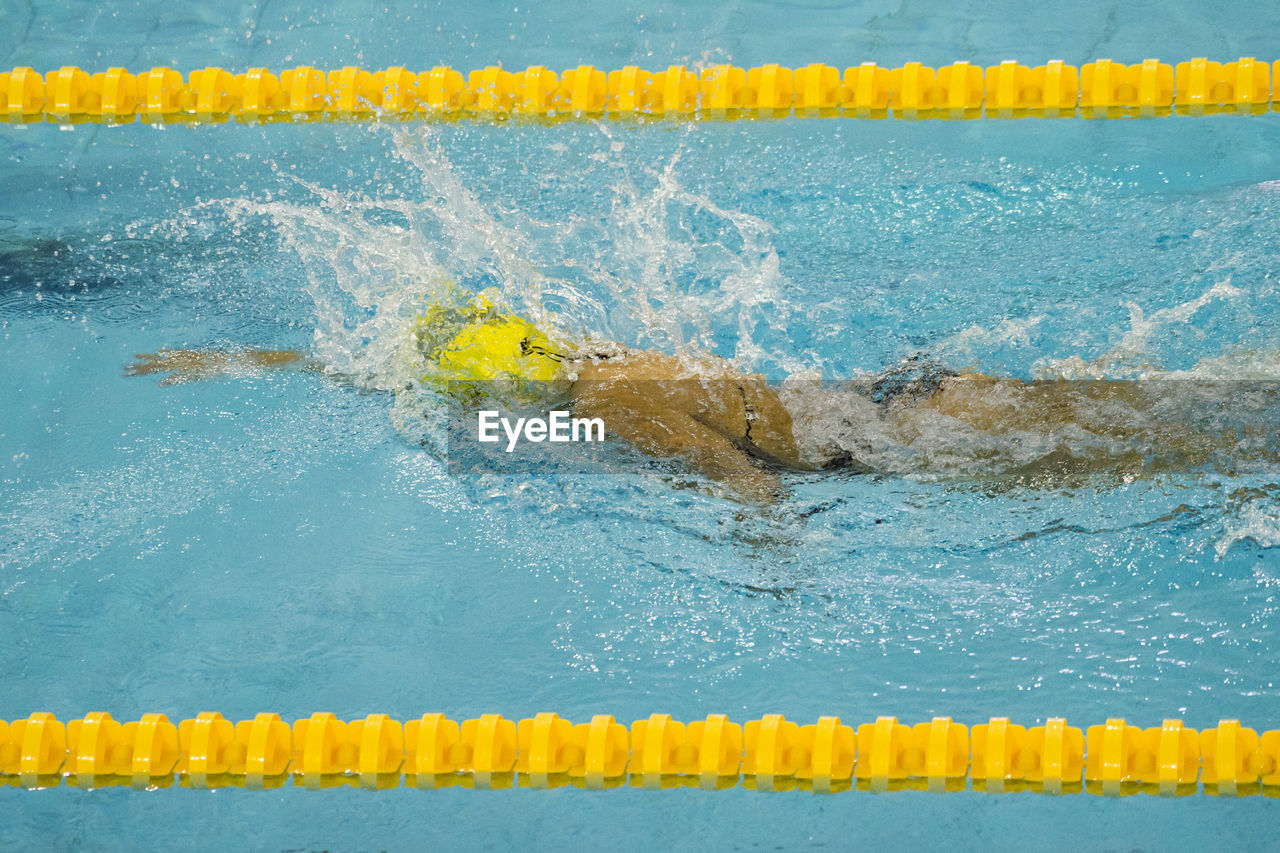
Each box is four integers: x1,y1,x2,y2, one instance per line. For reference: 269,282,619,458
2,712,1278,795
0,59,1276,124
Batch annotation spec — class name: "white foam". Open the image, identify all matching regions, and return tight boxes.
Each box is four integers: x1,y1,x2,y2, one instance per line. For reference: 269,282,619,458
1033,278,1246,380
205,125,801,404
1217,493,1280,559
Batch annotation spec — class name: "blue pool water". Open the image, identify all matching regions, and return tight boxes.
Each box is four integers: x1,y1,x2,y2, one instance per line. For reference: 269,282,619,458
4,1,1280,850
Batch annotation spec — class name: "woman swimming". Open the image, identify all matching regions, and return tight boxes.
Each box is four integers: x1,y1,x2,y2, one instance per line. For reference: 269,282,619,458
125,294,809,501
127,292,1279,503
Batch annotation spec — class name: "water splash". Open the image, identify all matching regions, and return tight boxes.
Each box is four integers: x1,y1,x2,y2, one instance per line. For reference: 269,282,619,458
1033,278,1250,380
590,126,796,373
204,125,798,399
1216,487,1280,559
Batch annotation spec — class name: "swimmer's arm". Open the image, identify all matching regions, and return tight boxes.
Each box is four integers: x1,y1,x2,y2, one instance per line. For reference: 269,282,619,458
126,348,326,385
575,389,784,505
739,377,809,469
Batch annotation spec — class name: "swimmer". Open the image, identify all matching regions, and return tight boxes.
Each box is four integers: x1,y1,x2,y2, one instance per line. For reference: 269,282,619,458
127,294,1280,503
126,298,806,502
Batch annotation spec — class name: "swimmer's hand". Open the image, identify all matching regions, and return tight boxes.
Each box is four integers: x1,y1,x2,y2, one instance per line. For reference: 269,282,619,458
126,348,312,385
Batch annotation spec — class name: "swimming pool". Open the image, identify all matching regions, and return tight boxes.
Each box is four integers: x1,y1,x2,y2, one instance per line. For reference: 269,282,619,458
4,0,1280,849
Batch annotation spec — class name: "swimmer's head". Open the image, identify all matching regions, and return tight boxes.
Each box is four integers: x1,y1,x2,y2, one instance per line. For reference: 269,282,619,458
410,289,568,403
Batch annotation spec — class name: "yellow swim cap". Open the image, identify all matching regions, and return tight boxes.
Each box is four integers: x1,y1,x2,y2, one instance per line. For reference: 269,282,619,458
431,314,564,382
411,292,566,401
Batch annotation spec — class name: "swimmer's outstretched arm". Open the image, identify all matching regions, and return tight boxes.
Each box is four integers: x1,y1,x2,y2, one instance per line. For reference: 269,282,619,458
126,348,324,384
